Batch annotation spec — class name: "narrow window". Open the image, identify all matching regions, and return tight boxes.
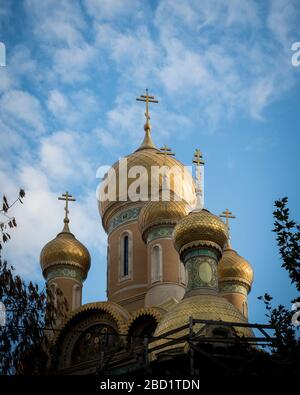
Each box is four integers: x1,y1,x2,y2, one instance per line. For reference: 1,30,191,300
123,235,129,277
152,245,162,283
72,284,81,310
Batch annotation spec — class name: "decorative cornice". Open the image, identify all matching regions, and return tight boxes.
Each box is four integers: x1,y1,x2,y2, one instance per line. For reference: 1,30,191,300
219,280,250,295
146,225,174,243
179,239,223,260
182,248,218,263
45,264,86,282
108,206,141,234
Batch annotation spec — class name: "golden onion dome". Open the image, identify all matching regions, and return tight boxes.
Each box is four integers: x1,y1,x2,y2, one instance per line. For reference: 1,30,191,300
138,198,190,241
150,294,253,357
218,247,254,291
173,209,229,256
99,147,196,232
40,221,91,278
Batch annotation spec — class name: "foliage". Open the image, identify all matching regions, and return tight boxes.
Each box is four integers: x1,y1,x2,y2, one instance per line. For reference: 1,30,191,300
258,197,300,372
0,260,68,374
0,189,25,250
0,189,68,375
273,196,300,291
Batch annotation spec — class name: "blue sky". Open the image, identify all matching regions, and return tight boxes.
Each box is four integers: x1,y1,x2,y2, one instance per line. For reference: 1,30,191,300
0,0,299,325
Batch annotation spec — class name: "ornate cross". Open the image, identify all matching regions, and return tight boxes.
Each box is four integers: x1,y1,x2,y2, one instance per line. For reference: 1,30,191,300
193,148,205,210
220,208,236,228
136,89,158,126
193,149,205,166
157,144,175,164
58,192,76,221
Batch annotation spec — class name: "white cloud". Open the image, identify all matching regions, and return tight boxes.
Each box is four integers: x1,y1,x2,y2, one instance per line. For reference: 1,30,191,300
25,0,86,46
0,89,45,134
39,130,93,182
94,128,120,148
267,0,300,48
249,77,275,120
84,0,142,20
1,167,105,279
47,88,99,127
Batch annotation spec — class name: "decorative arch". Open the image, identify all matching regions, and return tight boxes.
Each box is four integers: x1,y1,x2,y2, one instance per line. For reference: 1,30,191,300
54,301,130,370
125,307,164,348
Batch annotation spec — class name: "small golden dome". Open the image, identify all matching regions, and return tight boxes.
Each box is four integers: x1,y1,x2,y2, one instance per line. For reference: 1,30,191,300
151,294,253,357
218,248,254,290
173,209,229,256
40,222,91,278
138,198,190,241
99,148,196,232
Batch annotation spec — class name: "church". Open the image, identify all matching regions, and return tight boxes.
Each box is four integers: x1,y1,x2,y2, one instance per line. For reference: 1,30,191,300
39,90,255,375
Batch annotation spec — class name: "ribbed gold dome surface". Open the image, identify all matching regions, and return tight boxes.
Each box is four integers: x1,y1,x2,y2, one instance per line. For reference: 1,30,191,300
99,148,196,231
173,209,228,254
40,228,91,276
151,294,253,356
138,199,190,240
218,248,254,289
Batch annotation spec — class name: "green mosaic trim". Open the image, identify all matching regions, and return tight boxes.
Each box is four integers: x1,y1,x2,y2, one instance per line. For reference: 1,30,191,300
220,283,247,296
186,256,218,291
46,265,84,282
147,226,174,243
183,248,218,263
108,207,141,233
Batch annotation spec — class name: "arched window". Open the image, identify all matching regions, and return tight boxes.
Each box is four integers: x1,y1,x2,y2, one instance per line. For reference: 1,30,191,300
123,235,129,276
119,231,132,281
72,284,81,310
151,244,162,283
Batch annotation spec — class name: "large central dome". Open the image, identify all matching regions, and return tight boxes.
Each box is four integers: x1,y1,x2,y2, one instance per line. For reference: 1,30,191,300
99,134,196,232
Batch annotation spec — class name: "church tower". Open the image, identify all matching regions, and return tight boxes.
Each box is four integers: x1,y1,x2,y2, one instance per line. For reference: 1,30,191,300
40,192,91,312
99,90,195,312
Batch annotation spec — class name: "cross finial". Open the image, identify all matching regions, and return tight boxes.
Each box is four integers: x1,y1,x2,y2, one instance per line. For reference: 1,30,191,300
136,88,159,130
58,192,76,231
220,208,236,229
220,208,236,249
157,145,175,193
193,149,205,166
157,144,175,164
193,148,205,210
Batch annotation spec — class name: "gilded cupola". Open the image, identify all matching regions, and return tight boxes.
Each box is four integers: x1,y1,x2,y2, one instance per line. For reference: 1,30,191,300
138,198,190,242
40,192,91,312
218,247,254,292
173,209,229,258
40,219,91,279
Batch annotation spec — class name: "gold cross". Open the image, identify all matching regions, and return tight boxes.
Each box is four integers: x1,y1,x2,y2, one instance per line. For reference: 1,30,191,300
58,192,76,221
193,149,205,166
157,144,175,164
136,89,158,126
220,208,236,228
